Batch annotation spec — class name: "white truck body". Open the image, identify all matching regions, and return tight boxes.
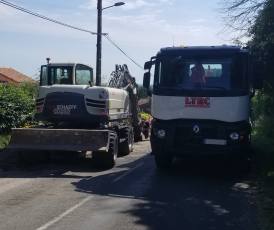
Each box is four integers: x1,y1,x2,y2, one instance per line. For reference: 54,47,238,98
152,95,249,122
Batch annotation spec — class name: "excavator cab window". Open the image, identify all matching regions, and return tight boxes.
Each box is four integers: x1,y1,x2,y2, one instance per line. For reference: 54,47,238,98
75,64,93,85
40,64,93,86
40,65,48,86
47,66,73,85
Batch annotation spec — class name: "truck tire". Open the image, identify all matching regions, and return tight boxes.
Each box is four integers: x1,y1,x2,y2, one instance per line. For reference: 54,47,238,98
154,152,173,170
93,132,118,169
143,130,149,139
119,128,134,156
234,152,252,174
134,126,142,142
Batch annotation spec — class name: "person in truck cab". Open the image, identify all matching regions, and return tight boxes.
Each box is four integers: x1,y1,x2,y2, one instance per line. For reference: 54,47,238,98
190,62,206,87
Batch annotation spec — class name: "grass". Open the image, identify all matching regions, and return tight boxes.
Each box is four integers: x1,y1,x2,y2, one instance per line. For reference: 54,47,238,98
0,134,11,150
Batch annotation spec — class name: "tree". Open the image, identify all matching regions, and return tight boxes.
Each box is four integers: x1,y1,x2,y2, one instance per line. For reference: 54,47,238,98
224,0,274,146
249,0,274,141
249,0,274,88
223,0,266,38
137,85,148,99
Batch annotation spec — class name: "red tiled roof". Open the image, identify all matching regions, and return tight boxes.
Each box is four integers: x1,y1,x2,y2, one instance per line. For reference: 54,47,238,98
0,67,35,83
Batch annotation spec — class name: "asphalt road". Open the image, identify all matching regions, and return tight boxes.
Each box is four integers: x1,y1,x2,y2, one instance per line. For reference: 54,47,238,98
0,141,259,230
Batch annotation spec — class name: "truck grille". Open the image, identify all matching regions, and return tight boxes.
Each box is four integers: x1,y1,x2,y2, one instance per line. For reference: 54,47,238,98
174,126,226,147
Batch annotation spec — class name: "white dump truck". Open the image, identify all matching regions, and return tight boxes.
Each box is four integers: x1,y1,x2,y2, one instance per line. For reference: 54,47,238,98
143,46,263,169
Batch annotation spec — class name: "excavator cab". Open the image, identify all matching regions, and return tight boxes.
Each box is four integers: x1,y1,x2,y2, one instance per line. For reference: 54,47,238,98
40,63,93,86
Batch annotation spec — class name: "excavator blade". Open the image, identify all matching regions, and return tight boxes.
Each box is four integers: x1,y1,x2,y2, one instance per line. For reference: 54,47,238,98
8,128,109,152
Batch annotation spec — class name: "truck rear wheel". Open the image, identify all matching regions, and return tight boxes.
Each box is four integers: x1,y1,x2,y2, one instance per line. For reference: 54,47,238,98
119,128,134,156
134,126,142,142
93,132,118,169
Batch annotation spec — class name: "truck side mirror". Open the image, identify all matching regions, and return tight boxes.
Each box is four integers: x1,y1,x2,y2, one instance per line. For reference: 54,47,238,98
143,72,151,89
144,61,152,70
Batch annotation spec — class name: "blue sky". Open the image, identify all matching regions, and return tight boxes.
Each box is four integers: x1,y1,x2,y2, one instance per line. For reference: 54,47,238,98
0,0,235,83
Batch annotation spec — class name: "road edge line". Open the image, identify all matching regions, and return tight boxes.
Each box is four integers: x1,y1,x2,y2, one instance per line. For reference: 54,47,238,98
112,162,144,183
36,196,93,230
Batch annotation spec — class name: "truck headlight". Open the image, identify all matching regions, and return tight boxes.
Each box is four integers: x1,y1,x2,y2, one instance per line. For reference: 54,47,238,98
157,129,166,139
230,132,240,140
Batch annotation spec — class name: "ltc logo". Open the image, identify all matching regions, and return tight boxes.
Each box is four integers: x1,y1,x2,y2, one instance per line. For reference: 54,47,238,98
185,97,210,108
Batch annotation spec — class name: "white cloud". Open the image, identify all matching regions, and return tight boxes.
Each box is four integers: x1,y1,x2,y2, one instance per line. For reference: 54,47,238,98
0,4,18,17
123,0,154,10
80,0,109,10
0,0,236,83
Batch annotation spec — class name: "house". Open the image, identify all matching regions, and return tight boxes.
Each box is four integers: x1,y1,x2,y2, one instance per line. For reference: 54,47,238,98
0,67,35,84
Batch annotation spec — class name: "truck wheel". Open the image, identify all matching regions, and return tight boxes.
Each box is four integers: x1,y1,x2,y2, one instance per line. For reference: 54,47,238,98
155,152,173,170
93,132,118,169
235,154,252,174
143,130,149,139
119,128,134,156
134,126,142,142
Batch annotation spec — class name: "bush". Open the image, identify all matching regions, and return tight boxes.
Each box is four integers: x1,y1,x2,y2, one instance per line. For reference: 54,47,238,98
0,134,11,149
139,112,152,121
252,92,274,153
249,0,274,153
0,83,37,133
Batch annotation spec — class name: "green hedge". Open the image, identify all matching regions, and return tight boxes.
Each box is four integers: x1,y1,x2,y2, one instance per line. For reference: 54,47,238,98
0,134,11,149
0,83,37,133
252,92,274,154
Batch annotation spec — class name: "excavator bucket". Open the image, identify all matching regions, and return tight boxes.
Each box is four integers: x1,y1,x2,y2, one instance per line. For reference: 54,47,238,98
8,128,110,152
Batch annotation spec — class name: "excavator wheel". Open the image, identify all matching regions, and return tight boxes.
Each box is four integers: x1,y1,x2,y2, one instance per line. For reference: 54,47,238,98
92,132,118,169
119,128,134,156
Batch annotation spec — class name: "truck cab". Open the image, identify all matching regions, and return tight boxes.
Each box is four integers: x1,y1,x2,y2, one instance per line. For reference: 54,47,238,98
143,46,262,169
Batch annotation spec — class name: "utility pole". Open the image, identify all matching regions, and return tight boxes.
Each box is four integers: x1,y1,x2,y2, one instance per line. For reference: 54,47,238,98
95,1,125,86
96,0,102,86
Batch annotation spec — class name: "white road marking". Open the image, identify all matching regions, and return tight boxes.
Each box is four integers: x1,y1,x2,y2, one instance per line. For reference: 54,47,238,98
36,196,93,230
112,162,144,183
36,159,145,230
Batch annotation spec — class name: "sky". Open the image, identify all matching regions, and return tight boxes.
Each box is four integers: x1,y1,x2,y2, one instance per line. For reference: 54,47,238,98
0,0,236,83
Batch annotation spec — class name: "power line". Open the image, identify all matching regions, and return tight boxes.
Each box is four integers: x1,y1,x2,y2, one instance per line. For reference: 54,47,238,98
0,0,144,70
104,35,144,70
0,0,99,35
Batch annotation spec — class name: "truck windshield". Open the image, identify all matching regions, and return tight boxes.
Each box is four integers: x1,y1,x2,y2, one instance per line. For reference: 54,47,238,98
156,57,247,91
